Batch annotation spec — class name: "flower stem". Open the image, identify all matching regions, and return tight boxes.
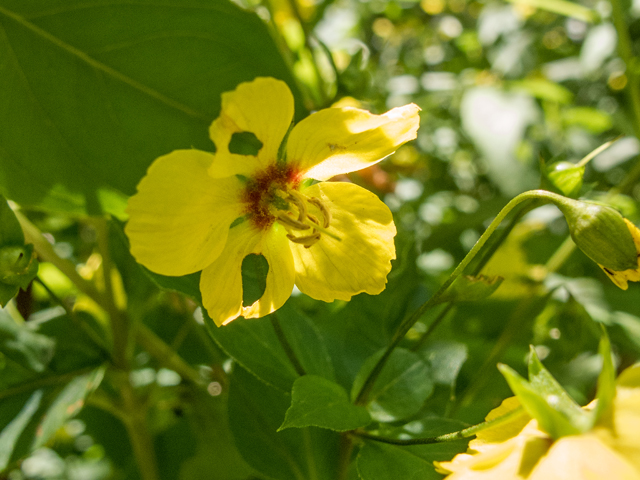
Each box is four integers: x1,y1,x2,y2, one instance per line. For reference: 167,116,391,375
354,190,562,405
270,312,306,376
609,0,640,140
353,405,524,446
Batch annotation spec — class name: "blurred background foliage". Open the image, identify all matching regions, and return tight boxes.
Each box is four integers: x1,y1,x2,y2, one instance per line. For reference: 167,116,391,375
1,0,640,478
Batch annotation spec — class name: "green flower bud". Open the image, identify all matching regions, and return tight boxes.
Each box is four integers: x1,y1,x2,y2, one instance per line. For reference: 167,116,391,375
554,198,637,272
0,244,38,289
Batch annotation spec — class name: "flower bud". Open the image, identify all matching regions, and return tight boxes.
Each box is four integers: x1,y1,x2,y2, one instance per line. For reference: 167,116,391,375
554,198,637,272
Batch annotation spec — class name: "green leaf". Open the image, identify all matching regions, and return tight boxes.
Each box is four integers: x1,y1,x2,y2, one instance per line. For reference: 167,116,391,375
228,366,340,480
0,311,107,469
280,375,371,432
351,348,434,422
562,107,612,133
32,368,105,450
419,341,468,387
544,161,585,198
205,302,334,392
505,0,598,22
0,309,54,373
0,195,23,246
593,328,615,425
498,349,592,439
357,440,467,480
510,78,574,104
0,0,304,214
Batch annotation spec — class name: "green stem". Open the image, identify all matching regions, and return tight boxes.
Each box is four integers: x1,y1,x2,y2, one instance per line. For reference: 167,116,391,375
119,377,160,480
610,0,640,140
34,276,110,356
270,313,306,376
353,406,524,446
135,323,205,387
94,218,130,369
336,433,355,480
354,190,562,405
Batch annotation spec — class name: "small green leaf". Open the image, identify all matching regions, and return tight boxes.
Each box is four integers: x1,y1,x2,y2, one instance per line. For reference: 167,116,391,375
280,375,371,432
498,354,591,439
0,310,54,373
442,275,503,303
0,245,38,289
593,328,616,425
33,368,105,450
506,0,598,22
562,107,612,133
511,78,574,104
545,161,585,198
0,195,24,246
351,348,434,422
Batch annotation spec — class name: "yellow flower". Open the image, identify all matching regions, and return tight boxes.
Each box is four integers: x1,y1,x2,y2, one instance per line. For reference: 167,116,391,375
600,219,640,290
125,77,420,325
435,365,640,480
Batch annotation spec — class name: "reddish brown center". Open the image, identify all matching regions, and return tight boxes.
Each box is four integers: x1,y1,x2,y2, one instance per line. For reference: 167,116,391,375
242,163,302,229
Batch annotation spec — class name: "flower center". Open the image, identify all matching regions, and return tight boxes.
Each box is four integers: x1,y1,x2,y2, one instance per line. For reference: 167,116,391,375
240,164,339,248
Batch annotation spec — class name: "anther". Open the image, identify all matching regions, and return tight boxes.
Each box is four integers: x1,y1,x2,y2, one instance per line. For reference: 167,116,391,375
308,197,331,228
277,213,309,230
286,232,321,247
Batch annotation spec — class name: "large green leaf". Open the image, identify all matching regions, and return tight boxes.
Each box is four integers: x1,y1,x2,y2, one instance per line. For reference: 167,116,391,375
228,366,340,480
357,440,467,480
280,375,371,432
0,0,303,214
351,348,434,423
205,302,334,392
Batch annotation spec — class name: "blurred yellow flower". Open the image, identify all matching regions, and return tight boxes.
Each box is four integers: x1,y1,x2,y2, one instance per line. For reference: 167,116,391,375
435,365,640,479
126,77,420,326
600,219,640,290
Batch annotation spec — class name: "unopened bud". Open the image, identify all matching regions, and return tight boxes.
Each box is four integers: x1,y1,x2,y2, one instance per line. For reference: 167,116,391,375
554,198,637,272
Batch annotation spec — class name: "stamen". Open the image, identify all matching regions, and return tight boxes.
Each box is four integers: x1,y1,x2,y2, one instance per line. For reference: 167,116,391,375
308,197,331,228
277,213,310,230
287,190,307,222
287,232,321,247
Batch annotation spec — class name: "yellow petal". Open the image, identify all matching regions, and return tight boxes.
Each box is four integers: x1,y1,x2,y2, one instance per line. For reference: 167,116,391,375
611,389,640,471
286,104,420,181
529,434,640,480
125,150,243,276
200,223,295,326
435,430,550,480
291,182,396,302
208,77,294,178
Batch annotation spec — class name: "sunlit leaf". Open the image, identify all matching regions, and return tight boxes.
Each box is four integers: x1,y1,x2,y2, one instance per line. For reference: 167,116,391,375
0,0,303,214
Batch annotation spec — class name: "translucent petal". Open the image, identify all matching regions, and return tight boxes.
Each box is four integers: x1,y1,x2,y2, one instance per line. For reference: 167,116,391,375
286,104,420,181
208,77,294,178
125,149,243,276
529,434,640,480
200,223,295,326
291,182,396,302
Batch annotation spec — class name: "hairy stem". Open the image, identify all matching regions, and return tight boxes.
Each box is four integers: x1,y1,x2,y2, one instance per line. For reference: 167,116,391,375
354,406,524,446
354,190,562,405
